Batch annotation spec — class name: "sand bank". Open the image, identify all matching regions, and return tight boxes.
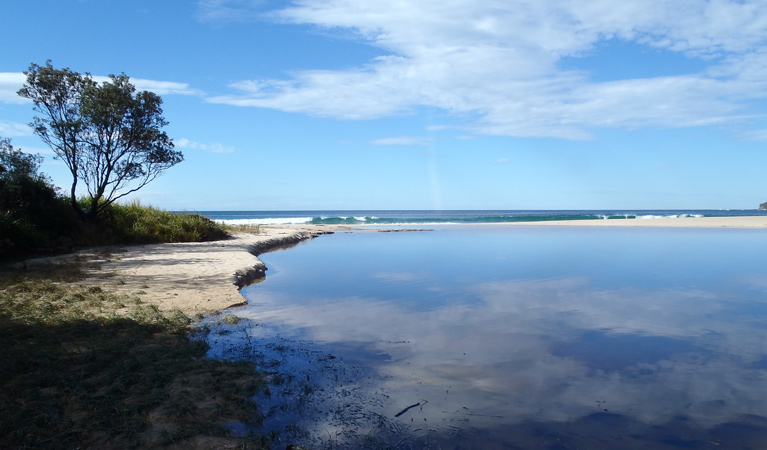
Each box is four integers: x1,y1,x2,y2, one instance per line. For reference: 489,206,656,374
499,215,767,228
68,216,763,315
76,225,346,314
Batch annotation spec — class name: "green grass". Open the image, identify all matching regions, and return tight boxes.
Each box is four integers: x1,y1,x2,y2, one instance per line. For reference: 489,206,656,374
2,200,232,262
1,193,274,447
99,201,230,245
0,266,268,449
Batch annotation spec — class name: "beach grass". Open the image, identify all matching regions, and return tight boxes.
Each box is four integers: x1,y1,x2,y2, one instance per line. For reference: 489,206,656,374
0,263,268,449
2,200,231,262
222,223,262,235
99,201,230,245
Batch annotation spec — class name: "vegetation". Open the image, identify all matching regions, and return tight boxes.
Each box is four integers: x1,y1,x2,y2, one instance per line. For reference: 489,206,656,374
0,137,227,261
222,223,261,234
0,195,229,262
0,137,80,259
17,61,182,222
94,201,229,246
0,265,267,449
0,143,261,446
1,68,268,448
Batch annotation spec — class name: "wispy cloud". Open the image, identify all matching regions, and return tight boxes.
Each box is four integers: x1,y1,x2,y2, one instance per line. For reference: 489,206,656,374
738,129,767,141
126,79,203,97
369,136,434,146
176,138,236,153
0,73,29,104
22,146,56,156
196,0,269,23
205,0,767,140
373,271,427,283
90,76,203,96
0,73,202,105
0,120,31,137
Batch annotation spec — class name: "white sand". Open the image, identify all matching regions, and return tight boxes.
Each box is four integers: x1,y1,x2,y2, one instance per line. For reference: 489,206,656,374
500,216,767,228
76,225,344,313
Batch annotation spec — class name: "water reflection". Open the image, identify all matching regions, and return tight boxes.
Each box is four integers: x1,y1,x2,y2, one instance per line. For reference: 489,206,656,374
208,226,767,448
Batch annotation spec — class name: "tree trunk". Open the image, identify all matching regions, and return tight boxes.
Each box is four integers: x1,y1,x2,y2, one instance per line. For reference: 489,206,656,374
86,207,99,223
84,194,103,223
69,179,87,222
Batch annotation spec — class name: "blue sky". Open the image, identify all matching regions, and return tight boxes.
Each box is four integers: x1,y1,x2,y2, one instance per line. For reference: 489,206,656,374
2,0,767,211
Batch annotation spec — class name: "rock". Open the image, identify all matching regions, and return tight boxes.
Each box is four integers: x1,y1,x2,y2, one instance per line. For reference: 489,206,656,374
760,202,767,210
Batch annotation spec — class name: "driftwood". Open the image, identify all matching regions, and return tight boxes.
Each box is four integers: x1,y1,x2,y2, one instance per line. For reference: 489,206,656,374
394,402,421,418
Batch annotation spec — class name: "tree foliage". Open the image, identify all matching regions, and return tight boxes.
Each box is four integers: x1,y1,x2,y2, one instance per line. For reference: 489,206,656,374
0,136,56,219
17,61,182,221
0,137,43,180
0,137,76,257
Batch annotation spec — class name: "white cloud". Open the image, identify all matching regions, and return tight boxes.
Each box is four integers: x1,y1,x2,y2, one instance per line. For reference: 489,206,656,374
0,73,29,104
176,137,236,153
196,0,268,23
373,271,427,282
0,120,31,137
231,276,767,428
130,79,203,96
738,129,767,142
206,0,767,139
21,146,56,156
369,136,434,146
91,76,203,96
1,72,201,105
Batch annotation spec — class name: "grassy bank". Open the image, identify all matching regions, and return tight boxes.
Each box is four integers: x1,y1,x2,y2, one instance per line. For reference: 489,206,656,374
3,139,274,446
0,202,274,448
97,202,230,245
0,262,268,449
2,200,230,262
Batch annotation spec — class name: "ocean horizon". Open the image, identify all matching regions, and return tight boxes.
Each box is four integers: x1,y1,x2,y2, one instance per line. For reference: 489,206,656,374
198,209,767,226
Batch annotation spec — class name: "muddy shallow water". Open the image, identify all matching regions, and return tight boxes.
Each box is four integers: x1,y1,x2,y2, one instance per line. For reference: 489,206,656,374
204,225,767,449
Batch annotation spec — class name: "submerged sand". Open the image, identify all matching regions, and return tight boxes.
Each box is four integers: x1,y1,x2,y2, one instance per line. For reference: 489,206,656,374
66,216,765,314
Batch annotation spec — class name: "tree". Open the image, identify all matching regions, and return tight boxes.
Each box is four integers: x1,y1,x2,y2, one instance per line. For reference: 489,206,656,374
0,136,43,180
0,137,56,216
17,61,183,221
1,137,74,258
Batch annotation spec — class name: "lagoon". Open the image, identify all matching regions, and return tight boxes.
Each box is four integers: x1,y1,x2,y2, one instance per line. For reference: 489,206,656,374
206,225,767,448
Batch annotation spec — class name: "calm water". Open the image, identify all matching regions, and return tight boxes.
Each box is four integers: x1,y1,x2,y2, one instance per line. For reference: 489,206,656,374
205,225,767,449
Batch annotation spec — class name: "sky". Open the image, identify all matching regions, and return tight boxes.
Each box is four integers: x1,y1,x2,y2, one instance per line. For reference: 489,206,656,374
2,0,767,211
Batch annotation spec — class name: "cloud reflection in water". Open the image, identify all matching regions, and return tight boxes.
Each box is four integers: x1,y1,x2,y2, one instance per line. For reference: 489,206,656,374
231,226,767,447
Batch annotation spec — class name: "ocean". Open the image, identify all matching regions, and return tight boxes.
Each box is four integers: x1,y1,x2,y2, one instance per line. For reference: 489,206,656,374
201,217,767,449
199,209,767,225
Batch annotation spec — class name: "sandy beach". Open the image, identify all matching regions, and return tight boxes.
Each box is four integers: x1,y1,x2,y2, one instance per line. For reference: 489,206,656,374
503,215,767,228
72,225,346,313
66,216,765,314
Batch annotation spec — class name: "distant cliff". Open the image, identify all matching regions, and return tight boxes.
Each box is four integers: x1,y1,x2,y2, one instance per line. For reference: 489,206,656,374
760,202,767,210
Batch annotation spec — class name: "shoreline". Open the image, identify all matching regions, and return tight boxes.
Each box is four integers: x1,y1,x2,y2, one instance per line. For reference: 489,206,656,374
347,215,767,229
12,215,760,448
74,225,346,314
492,215,767,228
71,216,763,314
